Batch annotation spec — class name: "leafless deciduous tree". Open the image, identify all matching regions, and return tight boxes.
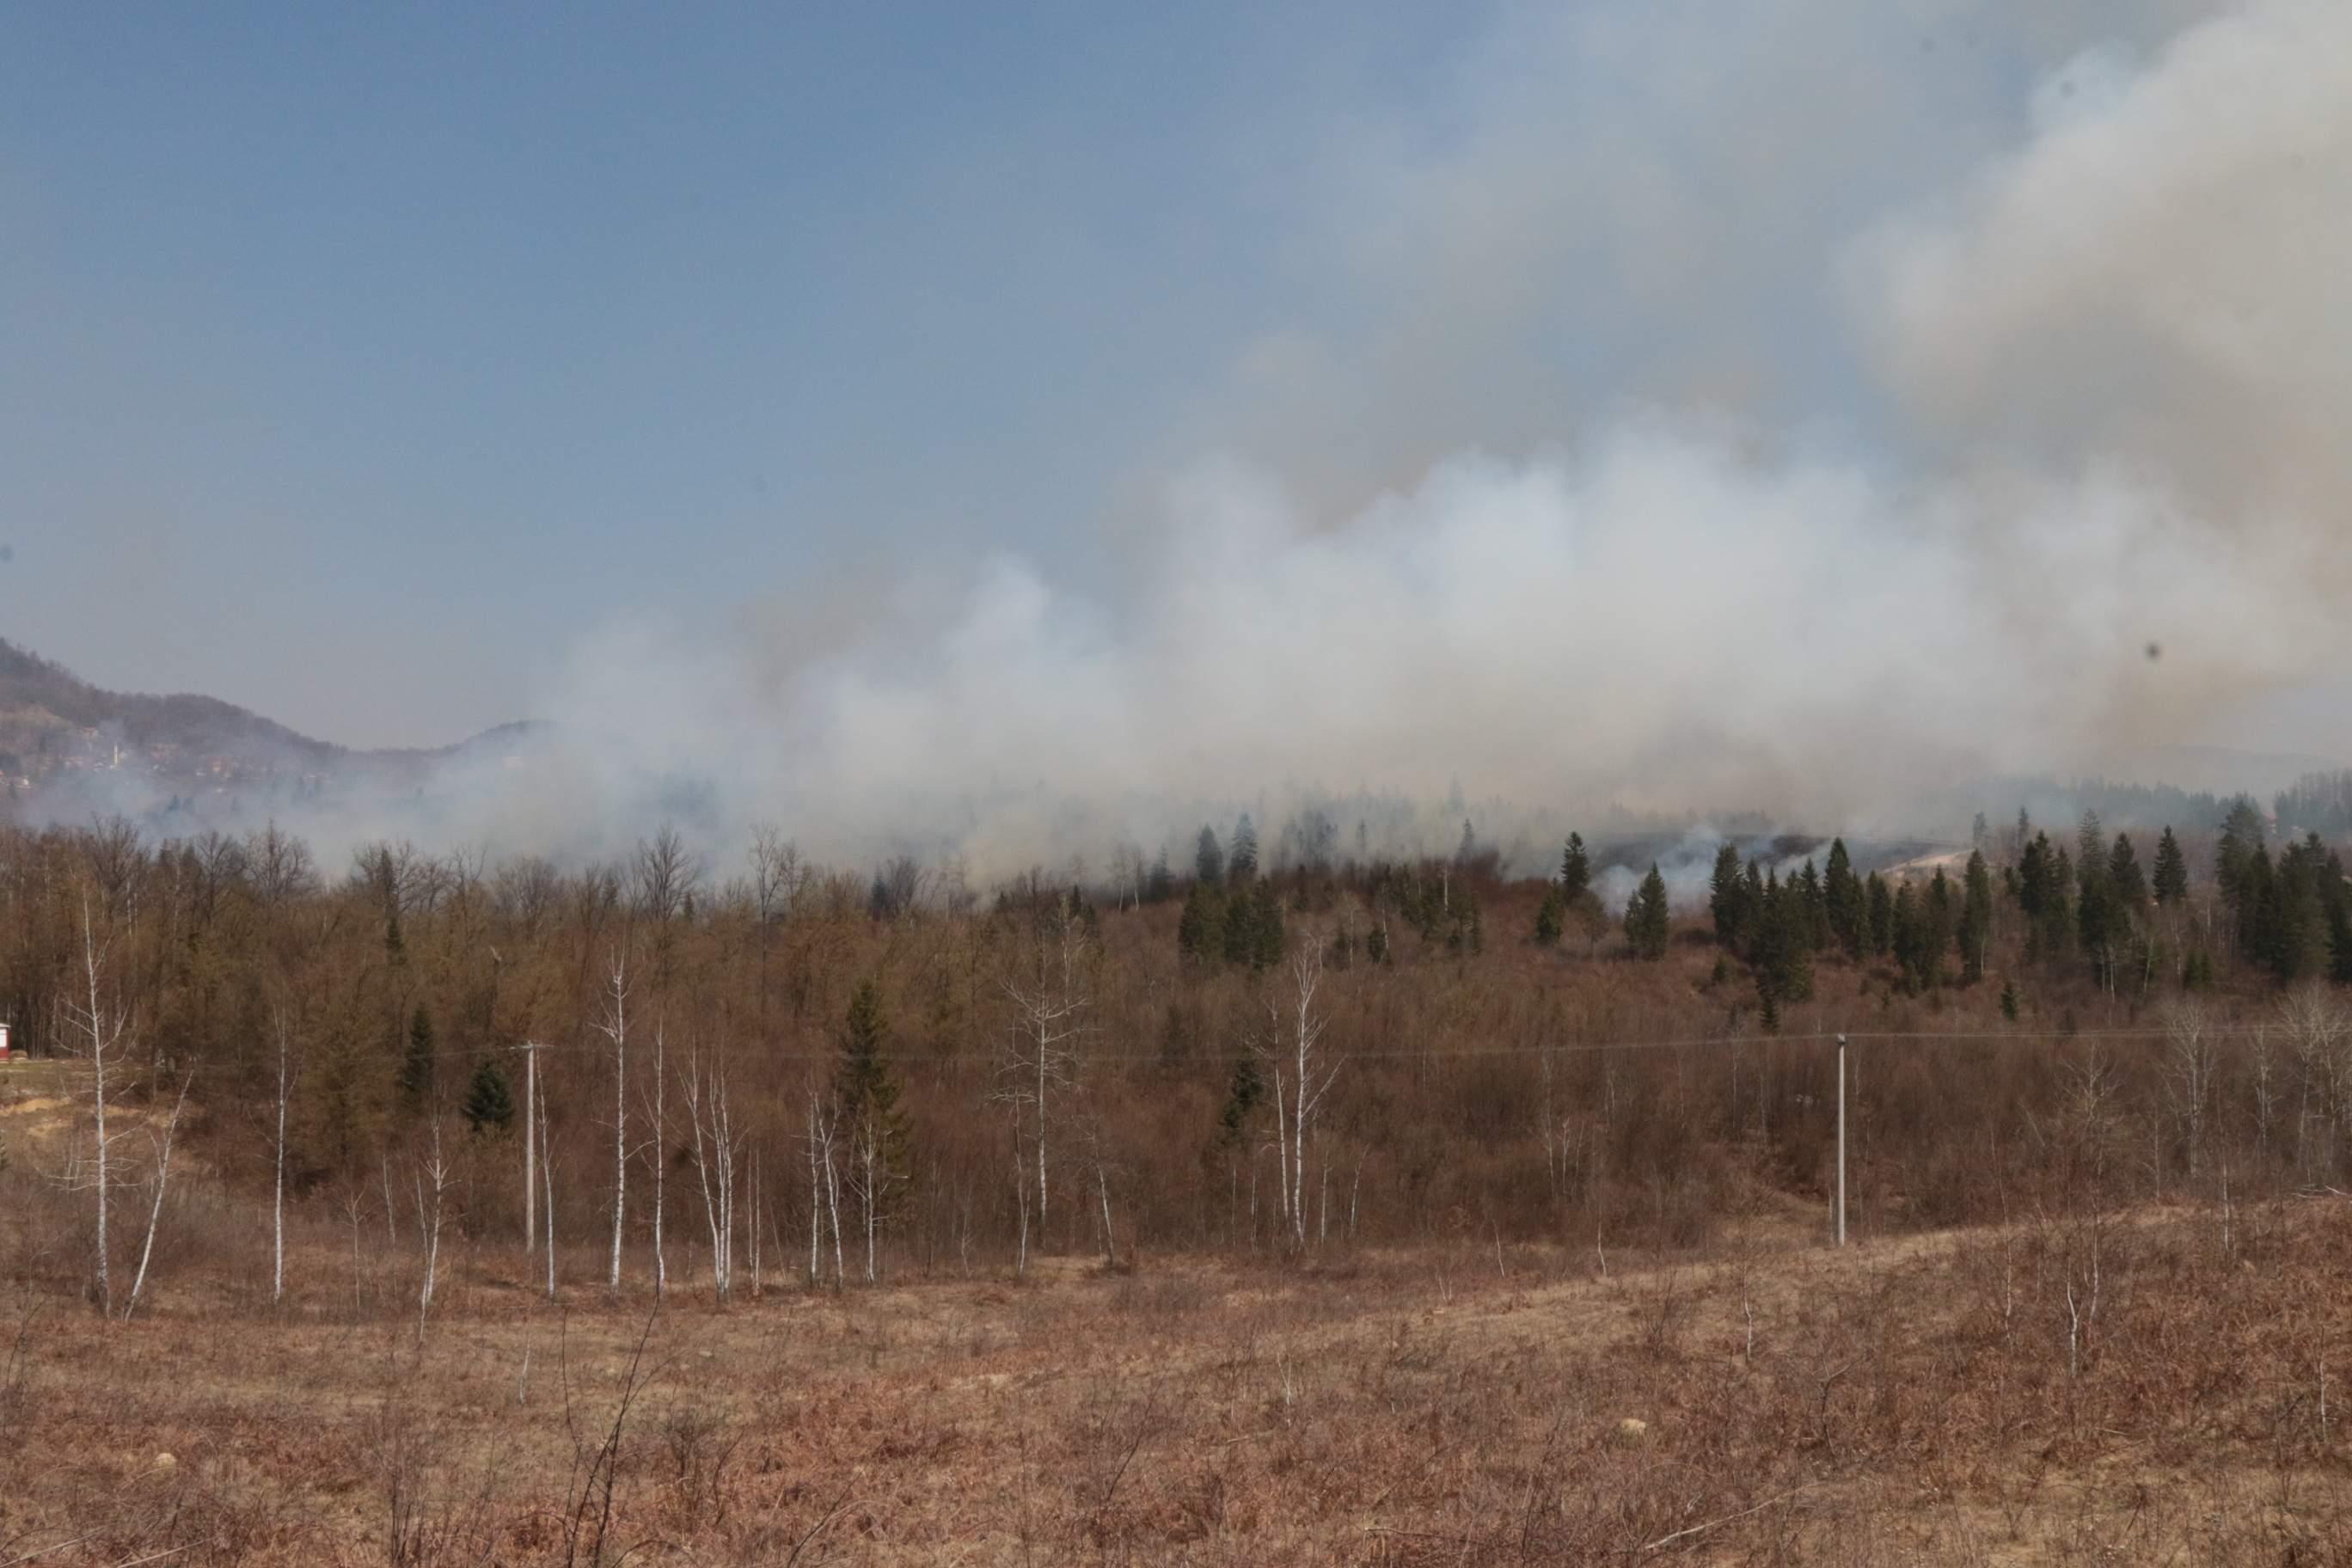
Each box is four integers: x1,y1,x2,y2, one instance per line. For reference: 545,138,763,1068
684,1046,745,1302
595,952,632,1293
998,910,1088,1246
121,1069,191,1321
1259,940,1341,1250
60,891,131,1315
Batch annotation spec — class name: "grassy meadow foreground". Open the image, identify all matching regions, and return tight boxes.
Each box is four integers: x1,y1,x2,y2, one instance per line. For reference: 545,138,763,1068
4,1181,2352,1565
5,807,2352,1561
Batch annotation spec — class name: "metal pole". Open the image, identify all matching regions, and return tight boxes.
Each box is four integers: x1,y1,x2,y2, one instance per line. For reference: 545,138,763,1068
521,1042,540,1258
1835,1034,1847,1248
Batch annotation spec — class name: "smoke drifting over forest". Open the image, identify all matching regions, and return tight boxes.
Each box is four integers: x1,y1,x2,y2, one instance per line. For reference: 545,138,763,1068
30,1,2352,878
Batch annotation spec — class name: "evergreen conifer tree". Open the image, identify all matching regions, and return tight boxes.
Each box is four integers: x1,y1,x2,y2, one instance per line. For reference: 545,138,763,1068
1625,864,1670,959
1559,835,1591,905
461,1054,515,1133
1228,815,1259,883
1709,842,1748,951
1824,839,1866,959
398,1004,435,1102
1194,827,1225,888
2153,827,2190,905
1961,850,1994,983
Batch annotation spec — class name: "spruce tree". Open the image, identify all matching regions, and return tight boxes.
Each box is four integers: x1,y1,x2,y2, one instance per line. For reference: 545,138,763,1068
1865,872,1893,957
1228,815,1259,883
1145,849,1173,903
1559,834,1591,905
1961,849,1994,983
2153,827,2190,905
398,1004,435,1102
1624,864,1670,959
1194,827,1225,888
834,980,910,1195
1216,1055,1265,1148
1824,838,1866,959
1177,882,1225,962
1250,879,1287,969
1709,842,1748,951
2108,833,2147,912
1222,884,1259,966
1534,885,1566,946
461,1054,515,1133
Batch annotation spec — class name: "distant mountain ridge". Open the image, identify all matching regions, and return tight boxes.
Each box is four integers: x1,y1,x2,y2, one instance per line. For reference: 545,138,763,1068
0,637,532,792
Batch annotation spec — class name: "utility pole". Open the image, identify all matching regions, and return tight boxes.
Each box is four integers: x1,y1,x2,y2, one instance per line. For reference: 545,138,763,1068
517,1040,546,1257
1834,1033,1847,1248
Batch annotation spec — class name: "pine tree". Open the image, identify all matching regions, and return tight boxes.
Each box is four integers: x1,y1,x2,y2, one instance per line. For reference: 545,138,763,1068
1824,838,1866,959
835,982,910,1186
1559,834,1591,905
461,1054,515,1133
1533,885,1566,946
1798,859,1828,952
1228,815,1259,883
1177,882,1225,962
1709,843,1749,951
1625,864,1671,959
1961,850,1994,983
398,1005,435,1102
1194,827,1225,888
1222,883,1259,966
2153,827,2190,905
2108,833,2147,912
1249,879,1286,969
1216,1055,1265,1148
1865,872,1893,957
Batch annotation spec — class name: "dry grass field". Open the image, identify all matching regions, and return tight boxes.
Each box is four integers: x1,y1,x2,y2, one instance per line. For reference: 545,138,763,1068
5,1182,2352,1565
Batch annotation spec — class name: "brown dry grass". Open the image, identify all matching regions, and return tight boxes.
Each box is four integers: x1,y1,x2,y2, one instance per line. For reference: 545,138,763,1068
6,1193,2352,1565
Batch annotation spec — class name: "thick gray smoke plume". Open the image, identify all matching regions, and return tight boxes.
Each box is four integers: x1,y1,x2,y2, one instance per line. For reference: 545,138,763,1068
58,0,2352,882
422,0,2352,877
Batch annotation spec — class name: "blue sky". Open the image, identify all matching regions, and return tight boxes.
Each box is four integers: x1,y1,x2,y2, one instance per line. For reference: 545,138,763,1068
2,3,1479,741
10,0,2326,788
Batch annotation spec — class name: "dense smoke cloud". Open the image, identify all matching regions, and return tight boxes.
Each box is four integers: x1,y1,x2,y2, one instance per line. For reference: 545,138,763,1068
39,0,2352,883
482,0,2345,875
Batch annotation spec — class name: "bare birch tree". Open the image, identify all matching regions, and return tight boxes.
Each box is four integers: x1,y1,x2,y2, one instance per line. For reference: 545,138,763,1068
684,1045,744,1302
60,892,131,1315
121,1070,191,1321
1259,941,1341,1250
595,952,632,1292
998,910,1087,1245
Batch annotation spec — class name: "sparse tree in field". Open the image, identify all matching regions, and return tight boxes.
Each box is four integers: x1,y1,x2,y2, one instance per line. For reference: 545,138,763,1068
1258,942,1341,1249
413,1116,450,1338
999,910,1087,1246
835,980,908,1282
61,891,130,1316
122,1069,191,1321
683,1045,744,1302
2164,999,2219,1178
595,952,633,1292
272,1008,298,1307
643,1020,671,1297
805,1090,842,1287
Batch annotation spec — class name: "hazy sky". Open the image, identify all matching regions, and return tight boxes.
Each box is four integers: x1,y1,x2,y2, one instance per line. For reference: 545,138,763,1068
3,1,2340,786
